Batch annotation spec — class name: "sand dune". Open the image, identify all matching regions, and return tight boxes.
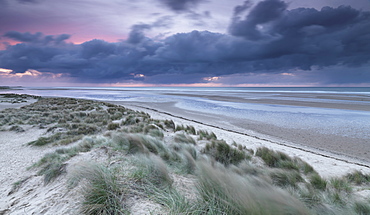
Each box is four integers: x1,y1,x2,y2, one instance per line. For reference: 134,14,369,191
1,94,369,214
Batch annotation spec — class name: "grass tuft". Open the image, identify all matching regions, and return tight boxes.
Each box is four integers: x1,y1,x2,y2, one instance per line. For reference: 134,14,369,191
174,133,196,145
195,161,311,215
197,129,217,140
130,154,173,188
310,174,327,190
39,162,67,184
345,170,370,185
202,140,247,166
69,163,127,214
255,147,294,168
330,177,352,193
107,123,120,130
270,169,303,188
353,201,370,215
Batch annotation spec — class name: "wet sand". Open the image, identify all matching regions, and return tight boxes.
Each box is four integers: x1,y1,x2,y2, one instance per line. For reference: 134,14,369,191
164,92,370,111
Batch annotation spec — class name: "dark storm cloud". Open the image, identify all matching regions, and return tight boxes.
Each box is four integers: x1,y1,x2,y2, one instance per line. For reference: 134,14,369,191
1,2,369,85
230,0,288,40
127,24,152,44
233,1,252,16
228,0,370,67
17,0,39,3
4,31,70,44
158,0,205,12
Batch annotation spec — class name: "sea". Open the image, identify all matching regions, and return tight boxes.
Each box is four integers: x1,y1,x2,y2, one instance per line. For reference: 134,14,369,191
4,86,370,161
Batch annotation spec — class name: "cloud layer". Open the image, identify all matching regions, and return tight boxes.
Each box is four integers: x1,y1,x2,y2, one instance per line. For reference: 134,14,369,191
1,0,369,86
158,0,206,12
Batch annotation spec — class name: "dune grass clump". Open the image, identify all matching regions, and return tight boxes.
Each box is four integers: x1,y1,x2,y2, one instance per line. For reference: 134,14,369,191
34,152,68,184
28,132,83,146
301,161,316,175
175,125,196,135
148,129,164,139
164,119,175,130
194,162,311,215
39,161,67,185
185,125,196,135
330,177,352,193
130,154,173,188
174,133,196,145
310,174,327,190
197,129,217,140
255,147,294,168
107,123,120,130
69,163,127,215
255,147,314,174
162,143,198,175
345,170,370,185
175,124,185,132
109,133,167,158
353,201,370,215
126,134,160,155
270,169,304,188
33,136,107,183
201,140,248,166
150,186,196,214
9,125,25,132
122,115,140,125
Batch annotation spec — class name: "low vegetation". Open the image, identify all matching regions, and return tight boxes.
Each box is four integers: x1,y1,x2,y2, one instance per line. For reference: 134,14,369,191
3,94,370,215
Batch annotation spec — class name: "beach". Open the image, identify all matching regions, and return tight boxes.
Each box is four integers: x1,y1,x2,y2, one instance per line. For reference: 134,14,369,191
1,89,370,214
3,87,370,168
104,88,370,166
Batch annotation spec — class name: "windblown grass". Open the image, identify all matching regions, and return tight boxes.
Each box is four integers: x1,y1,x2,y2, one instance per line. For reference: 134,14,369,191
354,201,370,215
345,170,370,185
174,133,196,145
330,177,352,193
195,161,311,215
310,174,327,190
33,136,107,184
34,152,67,184
130,154,173,188
270,169,303,188
255,147,316,175
69,163,128,215
197,129,217,140
201,140,249,166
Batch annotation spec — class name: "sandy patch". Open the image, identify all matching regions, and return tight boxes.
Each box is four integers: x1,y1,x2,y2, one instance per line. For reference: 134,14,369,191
0,99,38,111
0,128,55,213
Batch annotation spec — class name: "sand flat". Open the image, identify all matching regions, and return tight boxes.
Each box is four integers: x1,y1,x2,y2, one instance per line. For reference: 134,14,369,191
164,92,370,111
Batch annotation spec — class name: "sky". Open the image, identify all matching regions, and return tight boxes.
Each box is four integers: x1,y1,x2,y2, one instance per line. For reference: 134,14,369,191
0,0,370,87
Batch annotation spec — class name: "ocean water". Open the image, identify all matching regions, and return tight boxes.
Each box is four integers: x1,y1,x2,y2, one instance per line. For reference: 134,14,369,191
5,87,370,140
